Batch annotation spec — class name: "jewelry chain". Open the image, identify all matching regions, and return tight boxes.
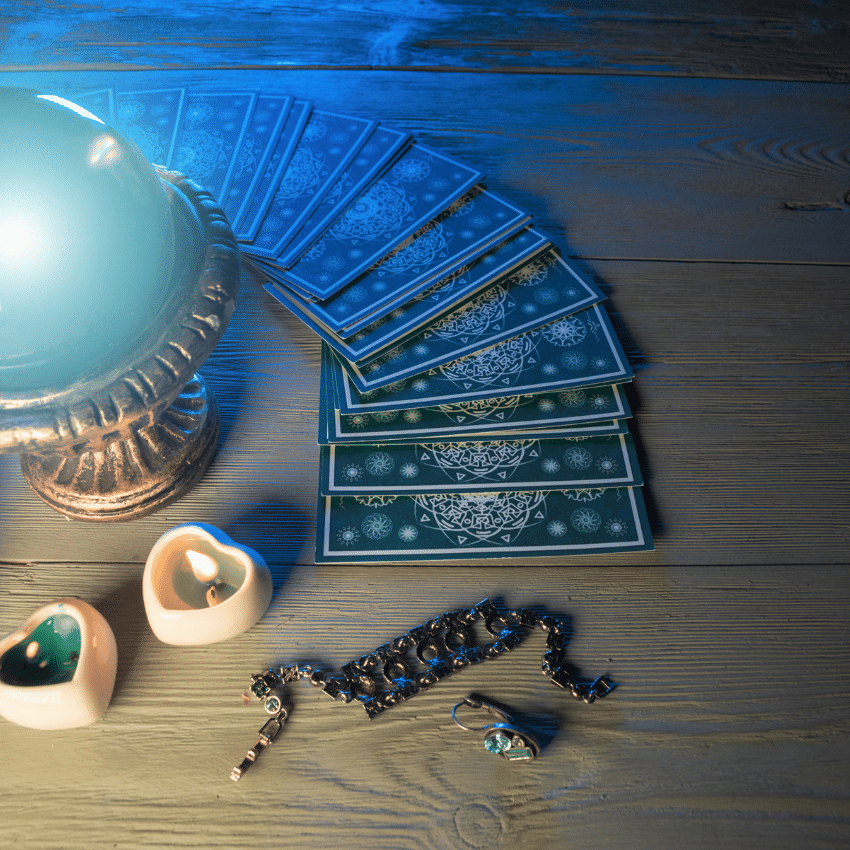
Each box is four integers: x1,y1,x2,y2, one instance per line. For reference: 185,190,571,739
231,598,614,781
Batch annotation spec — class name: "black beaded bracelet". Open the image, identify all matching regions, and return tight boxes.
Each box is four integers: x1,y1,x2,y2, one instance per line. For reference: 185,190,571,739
231,598,614,781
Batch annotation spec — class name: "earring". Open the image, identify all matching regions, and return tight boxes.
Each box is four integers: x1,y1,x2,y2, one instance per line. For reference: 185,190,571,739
451,695,540,761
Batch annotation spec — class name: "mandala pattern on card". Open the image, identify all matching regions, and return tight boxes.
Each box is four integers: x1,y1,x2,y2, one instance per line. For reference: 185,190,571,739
277,147,325,200
417,440,540,483
564,446,593,470
413,491,547,546
376,222,449,274
398,524,419,542
331,180,413,242
185,101,215,124
176,130,229,179
511,252,557,286
542,315,587,347
302,118,328,142
364,451,394,476
570,507,602,533
438,334,539,391
605,518,629,537
337,526,360,546
361,512,393,540
116,99,145,124
558,389,586,407
429,285,515,343
392,157,431,182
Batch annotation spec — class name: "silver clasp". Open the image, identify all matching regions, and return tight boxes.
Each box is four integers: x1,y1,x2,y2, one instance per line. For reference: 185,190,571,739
230,708,288,781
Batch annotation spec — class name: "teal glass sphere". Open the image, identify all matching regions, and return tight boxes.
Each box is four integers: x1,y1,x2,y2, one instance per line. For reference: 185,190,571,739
0,88,175,393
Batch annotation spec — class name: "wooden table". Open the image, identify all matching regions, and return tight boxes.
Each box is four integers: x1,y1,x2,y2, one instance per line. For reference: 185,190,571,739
1,3,848,848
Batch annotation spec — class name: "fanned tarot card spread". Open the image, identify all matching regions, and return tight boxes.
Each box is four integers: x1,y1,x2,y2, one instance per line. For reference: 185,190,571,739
317,346,631,443
280,228,551,367
331,246,606,385
316,486,653,562
261,226,548,367
259,188,534,338
86,86,653,560
277,126,411,266
319,434,642,495
171,91,257,205
340,227,549,342
115,88,187,169
280,144,484,298
331,301,633,410
247,111,378,259
224,94,293,231
237,99,312,241
263,205,536,362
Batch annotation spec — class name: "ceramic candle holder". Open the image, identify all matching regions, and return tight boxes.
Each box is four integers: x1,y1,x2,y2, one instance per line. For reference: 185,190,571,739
143,524,273,645
0,598,118,730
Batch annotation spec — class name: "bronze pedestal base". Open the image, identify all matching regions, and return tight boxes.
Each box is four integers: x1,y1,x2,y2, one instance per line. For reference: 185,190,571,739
0,169,240,522
19,374,219,522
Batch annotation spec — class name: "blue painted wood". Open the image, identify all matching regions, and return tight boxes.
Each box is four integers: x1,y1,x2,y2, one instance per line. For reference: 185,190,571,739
0,1,848,80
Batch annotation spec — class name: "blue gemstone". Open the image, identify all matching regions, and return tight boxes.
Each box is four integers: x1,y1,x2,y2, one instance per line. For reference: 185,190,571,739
484,731,511,753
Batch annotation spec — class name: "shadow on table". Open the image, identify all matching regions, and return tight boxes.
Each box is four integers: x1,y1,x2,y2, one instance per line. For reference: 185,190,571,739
95,576,146,702
225,498,310,595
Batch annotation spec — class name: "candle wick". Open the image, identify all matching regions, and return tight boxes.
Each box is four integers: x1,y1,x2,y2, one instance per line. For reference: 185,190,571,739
205,582,228,607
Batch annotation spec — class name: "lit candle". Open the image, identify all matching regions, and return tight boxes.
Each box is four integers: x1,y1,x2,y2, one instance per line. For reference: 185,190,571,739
0,598,117,730
185,549,229,606
143,524,273,645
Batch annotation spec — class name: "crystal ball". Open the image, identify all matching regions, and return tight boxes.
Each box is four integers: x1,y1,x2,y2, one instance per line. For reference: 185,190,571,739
0,88,175,393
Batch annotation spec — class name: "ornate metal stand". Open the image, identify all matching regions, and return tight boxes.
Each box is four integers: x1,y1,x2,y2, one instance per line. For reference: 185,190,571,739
0,169,240,521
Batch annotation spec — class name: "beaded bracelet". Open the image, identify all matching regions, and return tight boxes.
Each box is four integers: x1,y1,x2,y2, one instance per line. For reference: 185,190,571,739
232,598,614,781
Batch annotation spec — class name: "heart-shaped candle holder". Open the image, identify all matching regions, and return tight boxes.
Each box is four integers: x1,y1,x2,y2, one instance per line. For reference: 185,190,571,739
0,598,117,730
143,523,273,645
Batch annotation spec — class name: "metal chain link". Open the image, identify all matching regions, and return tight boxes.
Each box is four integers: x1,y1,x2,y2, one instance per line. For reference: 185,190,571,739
231,598,615,780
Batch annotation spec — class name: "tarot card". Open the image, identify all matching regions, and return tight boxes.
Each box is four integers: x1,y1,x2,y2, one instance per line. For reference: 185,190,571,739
246,111,378,260
339,226,548,341
115,88,187,168
236,99,311,241
317,347,632,443
280,143,484,299
332,302,633,409
340,247,606,388
71,88,114,124
277,125,411,266
224,94,293,231
262,228,551,368
263,187,532,338
319,433,642,495
171,91,257,205
315,486,653,562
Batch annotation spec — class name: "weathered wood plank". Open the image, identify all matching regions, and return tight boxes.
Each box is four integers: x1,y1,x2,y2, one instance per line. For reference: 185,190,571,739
1,0,849,82
1,260,847,566
0,563,848,849
1,69,848,264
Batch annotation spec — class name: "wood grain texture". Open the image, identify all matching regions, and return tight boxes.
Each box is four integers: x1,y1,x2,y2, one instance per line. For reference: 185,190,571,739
0,564,848,849
1,34,849,850
1,257,847,567
2,69,849,264
1,0,849,82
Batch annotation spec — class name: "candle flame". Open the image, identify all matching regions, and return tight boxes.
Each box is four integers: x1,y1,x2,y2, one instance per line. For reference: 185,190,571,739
186,549,219,583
